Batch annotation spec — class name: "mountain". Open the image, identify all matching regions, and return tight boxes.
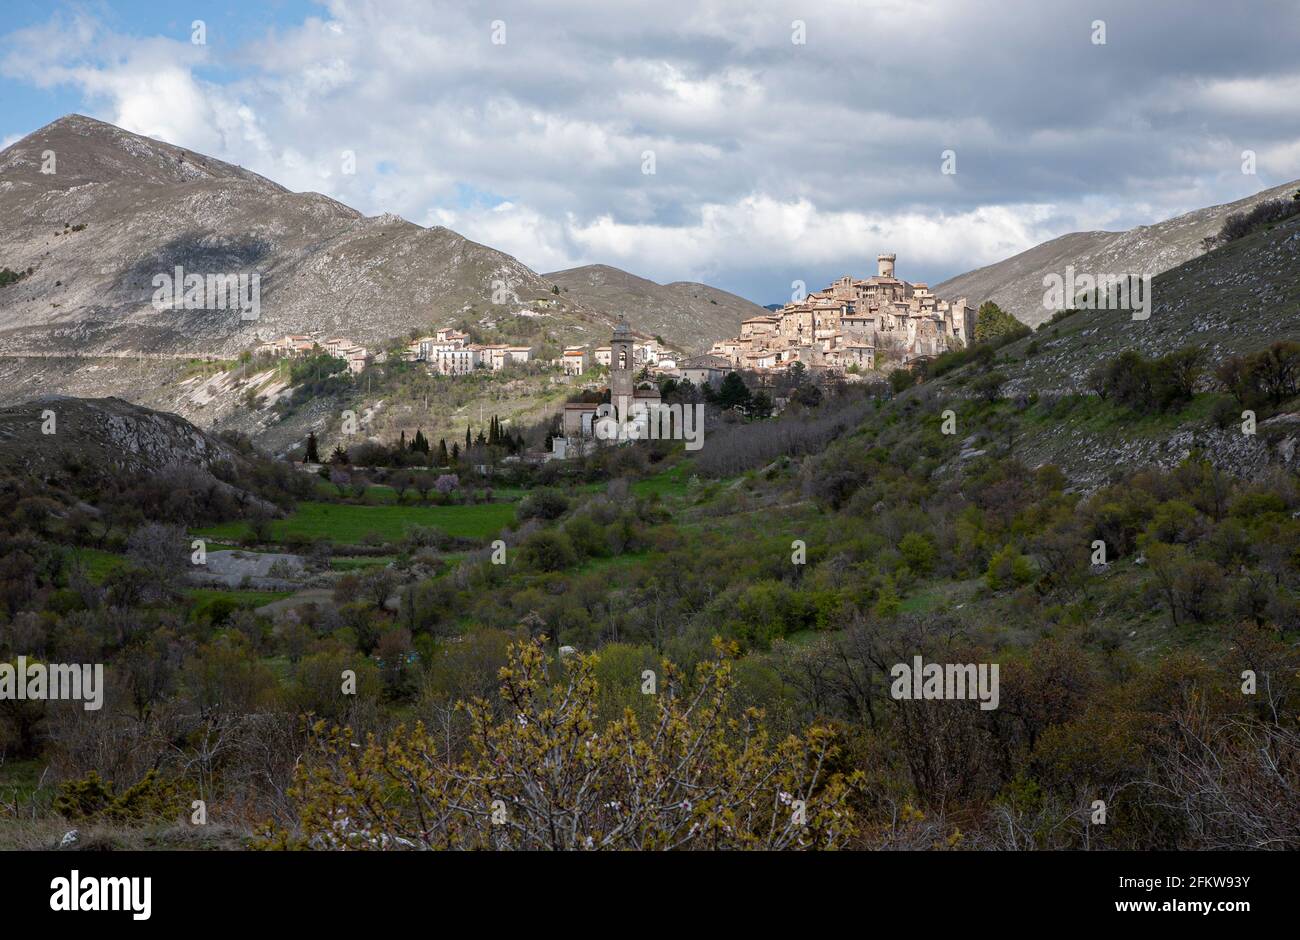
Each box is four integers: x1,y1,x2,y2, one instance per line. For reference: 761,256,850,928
0,114,619,359
543,264,767,352
930,208,1300,487
936,179,1300,328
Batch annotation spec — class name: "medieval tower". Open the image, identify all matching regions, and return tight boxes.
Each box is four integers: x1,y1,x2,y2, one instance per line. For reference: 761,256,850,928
611,315,634,401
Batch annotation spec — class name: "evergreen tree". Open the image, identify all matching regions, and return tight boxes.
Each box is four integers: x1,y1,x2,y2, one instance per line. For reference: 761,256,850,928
451,442,461,461
438,439,450,466
465,426,472,450
974,301,1029,343
399,430,407,451
304,431,321,463
717,372,753,411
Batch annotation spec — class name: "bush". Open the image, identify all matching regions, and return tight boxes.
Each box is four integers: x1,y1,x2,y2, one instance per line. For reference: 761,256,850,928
518,489,570,521
1216,341,1300,409
889,369,916,394
53,769,185,823
519,529,578,572
191,593,240,625
986,545,1035,590
971,370,1007,403
1088,346,1205,414
898,532,936,575
563,515,610,558
1214,196,1300,245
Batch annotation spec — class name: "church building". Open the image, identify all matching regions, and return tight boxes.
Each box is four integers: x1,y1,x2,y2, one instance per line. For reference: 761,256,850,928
556,316,662,452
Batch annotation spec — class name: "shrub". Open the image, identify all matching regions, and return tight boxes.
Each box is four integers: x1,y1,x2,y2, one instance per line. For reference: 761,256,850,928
986,545,1035,590
269,639,859,850
1214,197,1300,245
898,532,936,575
53,769,185,823
518,489,570,521
1216,341,1300,409
1089,346,1205,414
889,369,916,394
520,530,578,572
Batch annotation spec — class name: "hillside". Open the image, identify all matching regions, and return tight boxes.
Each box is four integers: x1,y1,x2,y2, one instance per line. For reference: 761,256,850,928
0,394,249,482
544,264,765,352
0,114,613,360
936,179,1300,327
0,115,760,452
926,210,1300,487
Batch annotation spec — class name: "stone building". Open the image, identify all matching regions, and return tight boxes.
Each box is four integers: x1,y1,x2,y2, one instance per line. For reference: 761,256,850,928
559,316,662,444
710,253,976,374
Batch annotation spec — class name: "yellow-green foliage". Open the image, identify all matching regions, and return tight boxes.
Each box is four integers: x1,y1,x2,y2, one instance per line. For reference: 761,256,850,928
53,769,186,823
264,638,861,850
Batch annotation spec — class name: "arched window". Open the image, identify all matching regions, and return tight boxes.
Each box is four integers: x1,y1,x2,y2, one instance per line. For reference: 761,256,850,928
618,350,627,369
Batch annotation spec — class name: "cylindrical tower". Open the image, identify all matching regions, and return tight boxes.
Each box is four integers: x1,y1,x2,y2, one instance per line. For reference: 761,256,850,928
877,253,896,278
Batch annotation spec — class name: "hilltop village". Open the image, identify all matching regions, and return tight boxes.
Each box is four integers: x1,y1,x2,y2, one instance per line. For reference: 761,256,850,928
708,254,977,374
247,253,976,392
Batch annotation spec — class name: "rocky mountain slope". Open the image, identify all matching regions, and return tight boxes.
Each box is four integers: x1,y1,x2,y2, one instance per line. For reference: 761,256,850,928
996,212,1300,392
0,114,752,450
936,179,1300,328
0,115,734,361
0,395,249,482
931,210,1300,487
544,264,768,352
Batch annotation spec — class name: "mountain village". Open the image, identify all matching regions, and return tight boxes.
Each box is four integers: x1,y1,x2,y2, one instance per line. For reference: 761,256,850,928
708,254,977,374
248,252,979,413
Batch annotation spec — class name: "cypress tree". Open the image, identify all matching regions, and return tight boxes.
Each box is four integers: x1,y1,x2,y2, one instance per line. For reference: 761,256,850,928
304,431,320,463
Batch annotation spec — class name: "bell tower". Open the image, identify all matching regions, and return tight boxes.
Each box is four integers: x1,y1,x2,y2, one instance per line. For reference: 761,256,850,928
611,315,634,403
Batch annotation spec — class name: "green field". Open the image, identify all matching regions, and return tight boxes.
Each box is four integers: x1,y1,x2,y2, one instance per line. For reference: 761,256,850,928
194,500,516,546
631,463,692,498
314,480,521,504
67,547,128,583
186,587,295,609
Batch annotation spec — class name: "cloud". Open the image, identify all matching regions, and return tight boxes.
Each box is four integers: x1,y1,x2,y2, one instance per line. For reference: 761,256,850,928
4,0,1300,301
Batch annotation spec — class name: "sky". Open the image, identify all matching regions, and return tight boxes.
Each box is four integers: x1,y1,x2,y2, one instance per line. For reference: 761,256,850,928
2,0,1299,305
